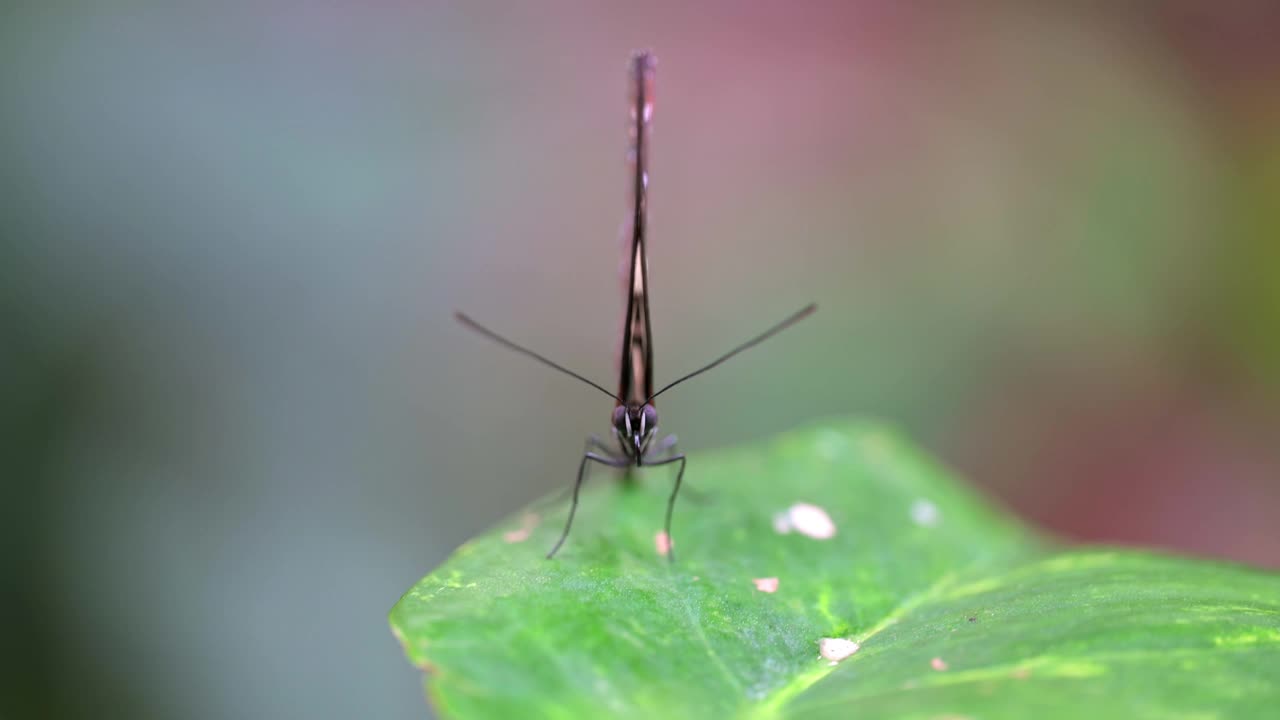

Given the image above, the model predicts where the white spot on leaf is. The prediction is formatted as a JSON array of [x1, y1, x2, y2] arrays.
[[775, 502, 837, 539], [772, 512, 793, 534], [502, 528, 531, 543], [654, 531, 673, 557], [752, 577, 779, 593], [819, 638, 859, 664], [910, 499, 940, 527], [502, 513, 540, 543]]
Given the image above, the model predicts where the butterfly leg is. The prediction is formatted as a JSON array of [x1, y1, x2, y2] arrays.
[[547, 449, 628, 559], [532, 436, 621, 513], [647, 436, 709, 505], [586, 434, 619, 456], [649, 433, 678, 456], [646, 452, 687, 563]]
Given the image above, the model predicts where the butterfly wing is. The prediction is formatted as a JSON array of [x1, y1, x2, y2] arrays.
[[618, 52, 656, 407]]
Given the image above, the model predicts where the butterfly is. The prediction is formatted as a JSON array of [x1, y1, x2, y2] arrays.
[[457, 51, 815, 561]]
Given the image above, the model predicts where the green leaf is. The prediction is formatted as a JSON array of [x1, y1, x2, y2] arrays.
[[390, 420, 1280, 719]]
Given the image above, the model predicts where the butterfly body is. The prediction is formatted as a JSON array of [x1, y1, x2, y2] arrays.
[[612, 52, 662, 467]]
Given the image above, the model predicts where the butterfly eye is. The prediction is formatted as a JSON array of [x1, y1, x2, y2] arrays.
[[642, 404, 658, 433], [612, 406, 628, 433]]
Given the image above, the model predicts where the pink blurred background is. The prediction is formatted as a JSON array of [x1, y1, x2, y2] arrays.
[[2, 2, 1277, 718]]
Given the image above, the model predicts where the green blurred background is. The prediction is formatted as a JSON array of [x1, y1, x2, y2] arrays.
[[3, 2, 1278, 718]]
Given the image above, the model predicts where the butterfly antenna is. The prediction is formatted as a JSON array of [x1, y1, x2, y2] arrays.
[[648, 303, 817, 402], [455, 312, 621, 401]]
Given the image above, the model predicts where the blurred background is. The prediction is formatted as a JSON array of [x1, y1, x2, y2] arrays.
[[3, 1, 1278, 718]]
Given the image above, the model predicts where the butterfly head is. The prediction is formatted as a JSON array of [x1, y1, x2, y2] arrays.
[[613, 403, 658, 459]]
